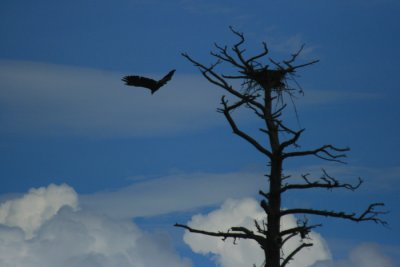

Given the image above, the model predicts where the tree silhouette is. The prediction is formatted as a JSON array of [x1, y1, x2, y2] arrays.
[[175, 27, 386, 267]]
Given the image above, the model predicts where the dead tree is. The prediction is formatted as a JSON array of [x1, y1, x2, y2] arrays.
[[175, 27, 386, 267]]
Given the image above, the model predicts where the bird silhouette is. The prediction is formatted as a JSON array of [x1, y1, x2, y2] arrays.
[[122, 69, 176, 94]]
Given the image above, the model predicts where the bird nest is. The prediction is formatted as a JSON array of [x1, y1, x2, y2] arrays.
[[242, 68, 295, 95]]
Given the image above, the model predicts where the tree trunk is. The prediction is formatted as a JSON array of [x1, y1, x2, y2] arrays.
[[264, 89, 282, 267], [266, 157, 282, 267]]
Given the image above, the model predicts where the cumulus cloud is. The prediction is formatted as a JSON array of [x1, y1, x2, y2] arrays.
[[182, 198, 331, 267], [312, 243, 396, 267], [0, 183, 78, 238], [0, 184, 191, 267]]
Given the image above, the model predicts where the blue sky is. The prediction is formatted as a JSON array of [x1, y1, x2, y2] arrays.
[[0, 0, 399, 266]]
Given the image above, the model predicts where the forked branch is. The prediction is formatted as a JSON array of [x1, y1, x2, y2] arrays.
[[218, 96, 272, 157]]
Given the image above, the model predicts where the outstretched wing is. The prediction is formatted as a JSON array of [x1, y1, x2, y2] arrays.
[[157, 69, 176, 87], [121, 75, 160, 91]]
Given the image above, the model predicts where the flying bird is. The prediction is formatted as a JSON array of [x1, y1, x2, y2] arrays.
[[122, 69, 176, 94]]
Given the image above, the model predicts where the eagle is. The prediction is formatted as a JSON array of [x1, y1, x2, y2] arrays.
[[122, 69, 176, 94]]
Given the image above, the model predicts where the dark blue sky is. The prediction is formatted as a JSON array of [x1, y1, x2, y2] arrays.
[[0, 1, 399, 267]]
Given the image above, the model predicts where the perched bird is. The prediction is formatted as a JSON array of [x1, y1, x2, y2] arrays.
[[122, 69, 176, 94]]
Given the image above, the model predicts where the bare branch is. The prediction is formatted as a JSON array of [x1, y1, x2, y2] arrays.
[[281, 243, 313, 267], [288, 60, 320, 71], [280, 129, 305, 150], [182, 52, 265, 111], [182, 52, 227, 88], [280, 224, 322, 239], [222, 74, 249, 79], [229, 26, 251, 69], [254, 220, 267, 235], [279, 217, 321, 247], [212, 43, 245, 70], [272, 105, 288, 120], [174, 223, 265, 244], [246, 101, 265, 119], [280, 232, 298, 248], [283, 144, 349, 163], [281, 203, 387, 225], [281, 170, 363, 193], [269, 45, 320, 74], [219, 96, 272, 157], [246, 42, 269, 65], [284, 44, 305, 65], [259, 128, 271, 137]]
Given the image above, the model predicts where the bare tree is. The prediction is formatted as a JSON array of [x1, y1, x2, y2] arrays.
[[175, 27, 386, 267]]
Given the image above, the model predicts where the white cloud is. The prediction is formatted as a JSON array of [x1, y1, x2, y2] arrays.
[[81, 171, 265, 218], [312, 243, 396, 267], [0, 184, 191, 267], [182, 198, 331, 267], [0, 183, 78, 239], [0, 180, 396, 267]]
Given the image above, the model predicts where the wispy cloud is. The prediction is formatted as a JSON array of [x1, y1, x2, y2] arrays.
[[81, 171, 265, 218], [0, 60, 383, 138], [0, 60, 222, 138], [59, 164, 400, 221]]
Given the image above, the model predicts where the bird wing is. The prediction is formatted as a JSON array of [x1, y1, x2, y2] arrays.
[[122, 75, 160, 90], [157, 69, 176, 87]]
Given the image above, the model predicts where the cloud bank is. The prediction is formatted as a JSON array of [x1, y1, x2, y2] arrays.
[[0, 184, 191, 267], [0, 184, 396, 267], [182, 198, 331, 267]]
